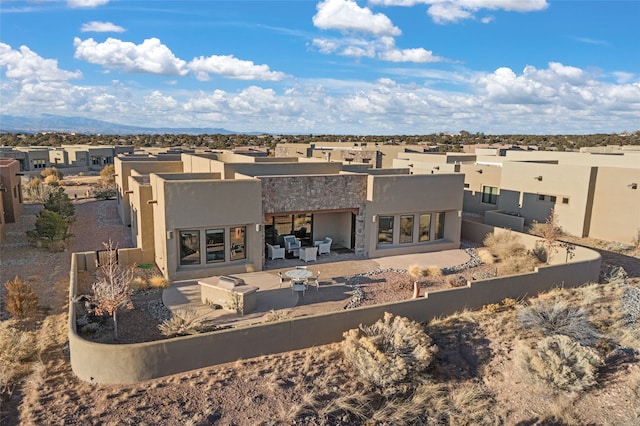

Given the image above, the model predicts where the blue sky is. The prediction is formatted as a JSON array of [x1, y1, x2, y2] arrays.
[[1, 0, 638, 135]]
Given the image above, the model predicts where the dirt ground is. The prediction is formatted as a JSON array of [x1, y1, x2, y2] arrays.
[[1, 187, 640, 425]]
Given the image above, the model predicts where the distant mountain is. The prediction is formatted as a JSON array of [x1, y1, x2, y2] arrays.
[[0, 114, 245, 135]]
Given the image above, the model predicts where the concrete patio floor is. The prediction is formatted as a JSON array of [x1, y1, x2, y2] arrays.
[[163, 248, 470, 328]]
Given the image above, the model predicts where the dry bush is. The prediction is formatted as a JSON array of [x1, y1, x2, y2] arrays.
[[158, 309, 204, 337], [371, 381, 446, 424], [516, 335, 603, 393], [497, 253, 538, 275], [263, 309, 290, 323], [149, 274, 169, 289], [131, 276, 149, 291], [3, 276, 38, 319], [0, 322, 38, 393], [517, 299, 601, 345], [447, 274, 468, 288], [408, 264, 442, 279], [445, 382, 500, 425], [476, 248, 495, 264], [483, 231, 526, 262], [342, 312, 437, 394]]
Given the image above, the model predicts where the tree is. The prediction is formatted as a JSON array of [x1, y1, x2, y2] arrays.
[[532, 209, 563, 264], [91, 240, 135, 340], [24, 177, 53, 203], [26, 210, 72, 245], [43, 187, 75, 222]]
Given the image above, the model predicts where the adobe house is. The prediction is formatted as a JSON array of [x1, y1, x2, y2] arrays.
[[0, 159, 24, 241], [117, 151, 464, 280], [393, 148, 640, 245]]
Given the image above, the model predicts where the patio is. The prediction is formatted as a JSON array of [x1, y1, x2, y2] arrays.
[[163, 249, 471, 328]]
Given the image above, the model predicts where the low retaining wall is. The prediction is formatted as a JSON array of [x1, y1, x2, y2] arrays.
[[69, 225, 601, 384]]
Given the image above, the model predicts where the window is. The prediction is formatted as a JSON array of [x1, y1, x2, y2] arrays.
[[378, 216, 394, 244], [206, 229, 225, 263], [538, 194, 545, 201], [481, 186, 498, 205], [550, 195, 557, 203], [399, 215, 414, 244], [562, 197, 569, 205], [435, 212, 445, 240], [179, 230, 200, 265], [419, 214, 431, 242], [464, 183, 470, 188], [33, 159, 46, 169], [230, 226, 246, 261]]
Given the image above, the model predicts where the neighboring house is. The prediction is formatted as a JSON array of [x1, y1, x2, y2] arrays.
[[0, 159, 24, 241], [393, 149, 640, 245], [116, 151, 463, 280]]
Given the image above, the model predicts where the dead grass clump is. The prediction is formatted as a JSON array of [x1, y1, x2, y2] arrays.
[[445, 382, 500, 425], [517, 299, 601, 345], [476, 248, 495, 264], [0, 322, 38, 394], [158, 309, 204, 337], [3, 276, 39, 319], [483, 231, 527, 261], [149, 274, 169, 289], [497, 253, 538, 275], [516, 335, 603, 393], [342, 312, 437, 394], [131, 276, 149, 291], [263, 309, 290, 323]]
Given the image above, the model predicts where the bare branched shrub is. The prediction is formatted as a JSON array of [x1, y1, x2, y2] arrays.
[[3, 276, 38, 319], [483, 231, 526, 262], [517, 299, 601, 345], [158, 309, 204, 337], [530, 209, 563, 264], [342, 312, 437, 394], [91, 240, 135, 340], [516, 335, 603, 393]]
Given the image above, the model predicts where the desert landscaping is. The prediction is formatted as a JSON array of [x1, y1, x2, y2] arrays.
[[1, 177, 640, 425]]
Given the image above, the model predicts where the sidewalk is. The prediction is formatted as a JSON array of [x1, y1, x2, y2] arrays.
[[163, 249, 470, 328]]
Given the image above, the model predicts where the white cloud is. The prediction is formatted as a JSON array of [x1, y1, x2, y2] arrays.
[[81, 21, 126, 33], [68, 0, 109, 8], [379, 47, 441, 63], [368, 0, 548, 24], [188, 55, 287, 81], [312, 36, 443, 63], [313, 0, 401, 36], [0, 42, 82, 82], [144, 91, 178, 111], [73, 37, 188, 76]]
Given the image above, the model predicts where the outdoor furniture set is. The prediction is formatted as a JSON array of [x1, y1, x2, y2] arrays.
[[279, 267, 321, 295]]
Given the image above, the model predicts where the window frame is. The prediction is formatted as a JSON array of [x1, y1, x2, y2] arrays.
[[206, 228, 226, 264], [179, 230, 201, 266], [419, 213, 431, 242], [399, 215, 414, 244], [229, 226, 247, 261], [377, 216, 394, 245], [481, 185, 498, 205], [435, 212, 446, 240]]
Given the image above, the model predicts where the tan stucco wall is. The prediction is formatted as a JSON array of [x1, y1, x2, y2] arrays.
[[151, 174, 263, 280], [128, 176, 155, 264], [0, 159, 23, 223], [499, 162, 596, 237], [115, 158, 183, 225], [68, 229, 601, 384], [588, 167, 640, 244], [503, 150, 640, 169], [365, 174, 464, 257]]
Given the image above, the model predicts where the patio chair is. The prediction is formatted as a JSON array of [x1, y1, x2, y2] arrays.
[[314, 237, 332, 255], [283, 235, 301, 256], [306, 271, 320, 291], [299, 246, 317, 263], [267, 243, 285, 260], [277, 271, 289, 288], [291, 280, 307, 295]]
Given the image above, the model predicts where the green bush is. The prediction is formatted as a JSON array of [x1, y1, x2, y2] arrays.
[[516, 335, 603, 393], [342, 312, 436, 394], [43, 187, 75, 222], [26, 210, 73, 249]]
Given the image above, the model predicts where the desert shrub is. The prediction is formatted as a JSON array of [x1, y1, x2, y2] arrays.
[[472, 270, 497, 281], [516, 335, 603, 393], [517, 300, 601, 345], [43, 187, 75, 222], [149, 274, 169, 289], [94, 187, 117, 200], [342, 312, 436, 394], [131, 276, 150, 291], [476, 248, 495, 264], [26, 210, 73, 249], [497, 253, 537, 275], [0, 322, 37, 393], [445, 382, 500, 425], [447, 274, 467, 288], [158, 309, 204, 337], [263, 309, 290, 322], [24, 177, 53, 203], [483, 231, 527, 262], [41, 167, 63, 180], [3, 276, 38, 319]]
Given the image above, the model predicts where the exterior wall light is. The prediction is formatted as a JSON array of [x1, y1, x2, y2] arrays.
[[629, 183, 638, 189], [476, 169, 483, 173], [432, 166, 439, 170], [372, 214, 377, 223], [534, 176, 543, 181], [147, 200, 158, 204], [125, 190, 134, 194]]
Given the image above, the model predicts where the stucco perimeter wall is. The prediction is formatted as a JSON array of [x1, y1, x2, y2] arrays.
[[69, 230, 600, 384]]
